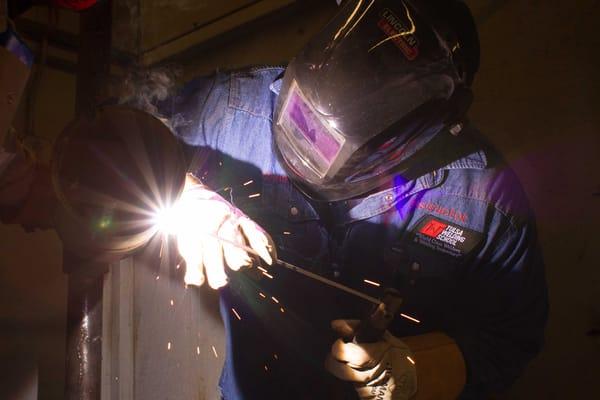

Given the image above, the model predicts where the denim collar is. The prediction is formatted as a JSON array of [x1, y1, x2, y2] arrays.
[[269, 77, 284, 95]]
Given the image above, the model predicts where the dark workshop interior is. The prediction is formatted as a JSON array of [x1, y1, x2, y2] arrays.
[[0, 0, 598, 399]]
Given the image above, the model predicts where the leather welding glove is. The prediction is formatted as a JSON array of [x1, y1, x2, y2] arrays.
[[174, 173, 273, 288], [325, 319, 417, 400]]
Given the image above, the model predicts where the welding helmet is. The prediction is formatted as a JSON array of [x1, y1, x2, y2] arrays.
[[273, 0, 479, 201]]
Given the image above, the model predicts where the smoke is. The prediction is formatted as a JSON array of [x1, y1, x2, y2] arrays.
[[116, 66, 190, 131]]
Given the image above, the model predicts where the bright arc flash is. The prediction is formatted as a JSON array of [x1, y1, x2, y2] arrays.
[[152, 204, 180, 235]]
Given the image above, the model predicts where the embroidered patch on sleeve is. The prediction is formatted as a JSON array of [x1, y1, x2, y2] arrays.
[[410, 215, 484, 257]]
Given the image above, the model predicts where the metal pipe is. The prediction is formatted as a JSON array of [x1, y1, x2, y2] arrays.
[[64, 265, 105, 400], [64, 1, 112, 399]]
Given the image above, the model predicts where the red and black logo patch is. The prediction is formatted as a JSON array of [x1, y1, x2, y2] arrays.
[[410, 215, 483, 257], [377, 7, 419, 60]]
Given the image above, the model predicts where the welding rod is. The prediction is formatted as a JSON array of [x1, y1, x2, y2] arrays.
[[275, 258, 381, 305], [201, 232, 381, 305]]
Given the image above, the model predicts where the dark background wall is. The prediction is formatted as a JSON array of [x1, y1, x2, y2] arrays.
[[0, 0, 598, 398]]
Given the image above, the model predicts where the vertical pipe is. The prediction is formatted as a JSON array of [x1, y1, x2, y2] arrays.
[[64, 262, 107, 400], [64, 1, 112, 399]]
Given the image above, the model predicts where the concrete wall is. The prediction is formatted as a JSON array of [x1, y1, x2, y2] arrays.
[[467, 0, 600, 398]]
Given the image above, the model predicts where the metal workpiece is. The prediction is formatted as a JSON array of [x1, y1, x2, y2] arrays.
[[64, 260, 106, 400]]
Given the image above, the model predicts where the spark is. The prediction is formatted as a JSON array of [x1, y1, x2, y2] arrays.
[[264, 365, 268, 371], [259, 292, 266, 298], [156, 275, 160, 280], [261, 271, 274, 279], [196, 346, 200, 355], [406, 356, 415, 365], [176, 263, 180, 269], [248, 193, 261, 199], [363, 279, 381, 287], [212, 346, 218, 358], [280, 307, 285, 313], [400, 313, 420, 324], [167, 342, 172, 350], [219, 161, 223, 166], [271, 296, 279, 304], [243, 180, 254, 186], [273, 354, 278, 360], [257, 266, 268, 273], [170, 299, 174, 306], [283, 231, 291, 235], [159, 239, 165, 259], [231, 308, 242, 320]]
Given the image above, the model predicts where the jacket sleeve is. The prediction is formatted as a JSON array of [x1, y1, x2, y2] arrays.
[[158, 72, 228, 149], [449, 217, 548, 398]]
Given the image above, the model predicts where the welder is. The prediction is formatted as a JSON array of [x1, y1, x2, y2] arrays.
[[150, 1, 548, 399]]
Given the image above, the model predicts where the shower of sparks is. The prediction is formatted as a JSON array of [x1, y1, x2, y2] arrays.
[[257, 266, 268, 273], [196, 346, 200, 355], [170, 299, 174, 306], [231, 308, 242, 320], [212, 346, 218, 358], [406, 356, 415, 365], [259, 292, 266, 298], [167, 342, 172, 350], [248, 193, 261, 199], [400, 313, 420, 324], [280, 307, 285, 313], [271, 296, 279, 304], [243, 180, 254, 186], [261, 271, 274, 279], [363, 279, 381, 287], [283, 231, 291, 235]]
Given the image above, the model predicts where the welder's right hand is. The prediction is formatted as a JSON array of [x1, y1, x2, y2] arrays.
[[173, 173, 273, 289]]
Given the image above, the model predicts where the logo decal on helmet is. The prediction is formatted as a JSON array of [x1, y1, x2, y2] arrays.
[[377, 7, 419, 60]]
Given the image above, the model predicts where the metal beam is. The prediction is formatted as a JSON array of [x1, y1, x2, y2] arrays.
[[141, 0, 296, 66]]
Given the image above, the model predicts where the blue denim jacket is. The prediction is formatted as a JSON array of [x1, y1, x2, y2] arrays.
[[161, 67, 548, 399]]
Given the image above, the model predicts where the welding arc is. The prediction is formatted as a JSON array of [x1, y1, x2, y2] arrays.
[[199, 232, 381, 305]]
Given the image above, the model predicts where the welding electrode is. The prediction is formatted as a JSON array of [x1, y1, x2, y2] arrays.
[[353, 288, 403, 343]]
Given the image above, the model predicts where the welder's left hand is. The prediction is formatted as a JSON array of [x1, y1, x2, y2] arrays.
[[173, 173, 273, 289], [325, 319, 417, 400]]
